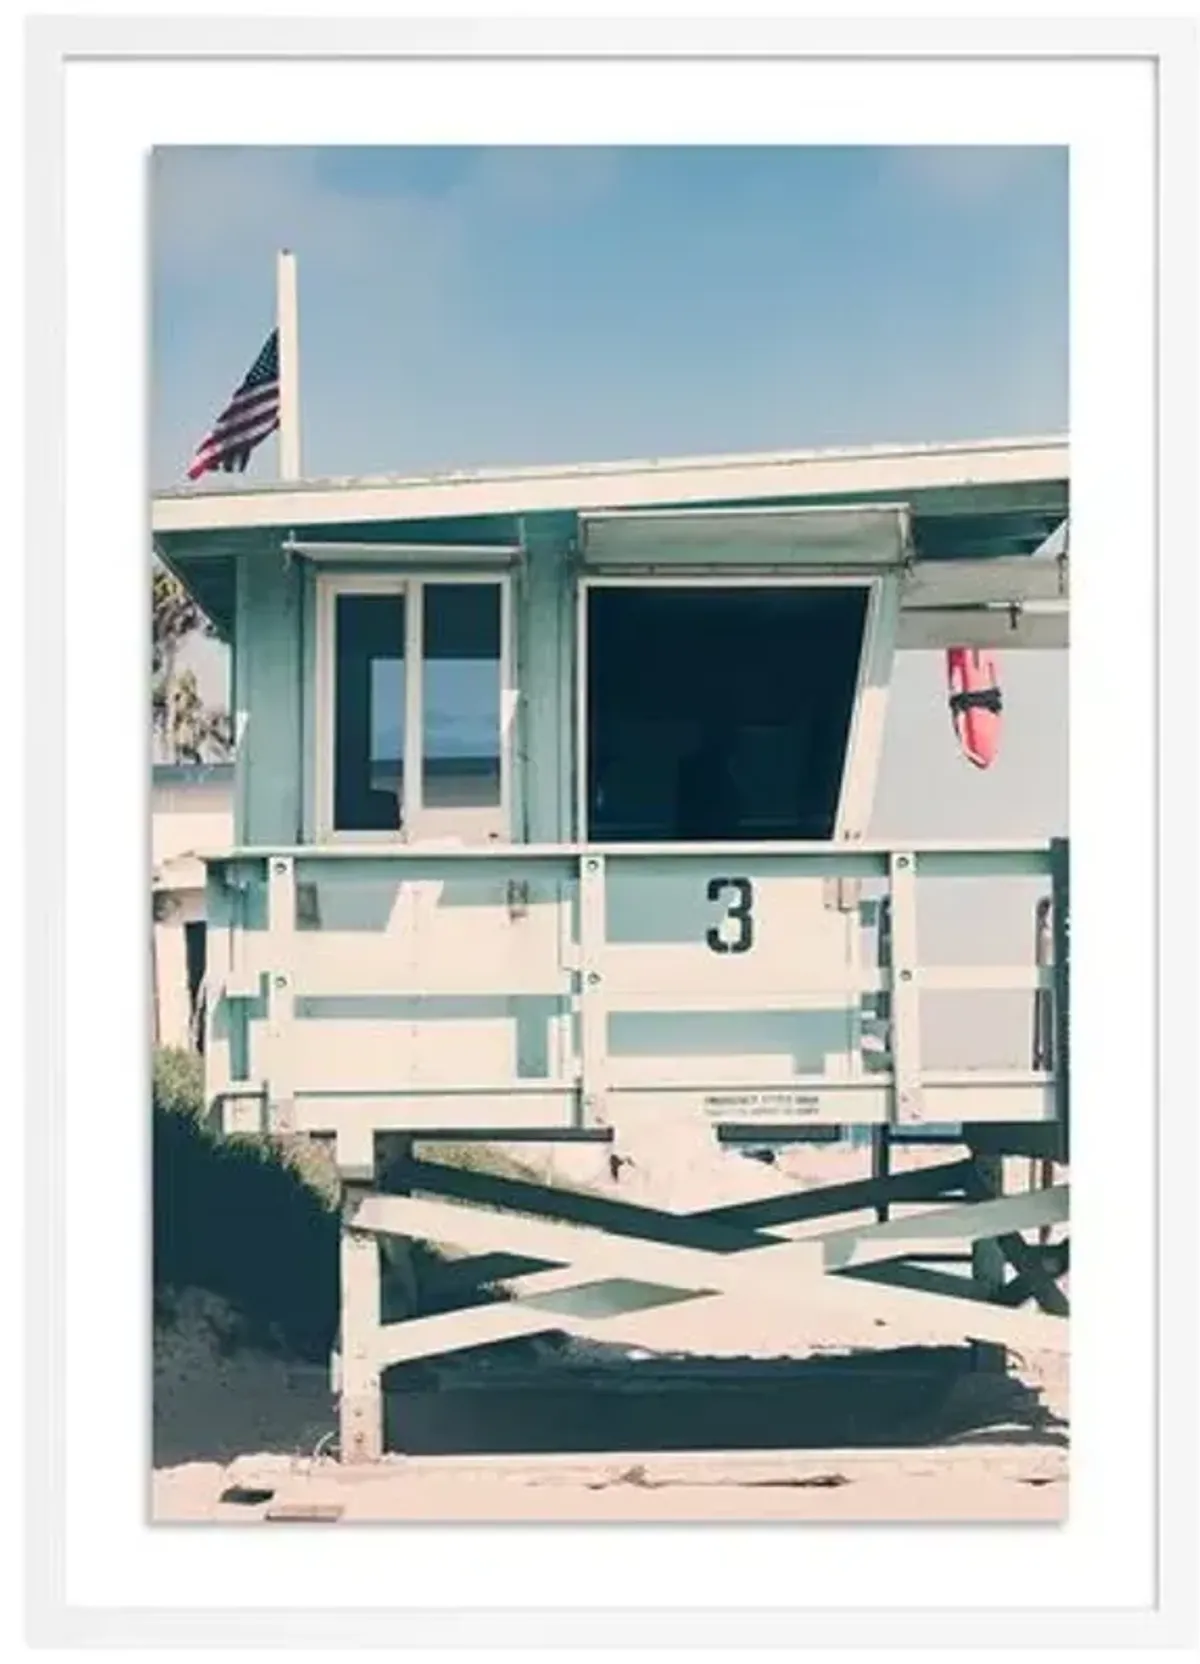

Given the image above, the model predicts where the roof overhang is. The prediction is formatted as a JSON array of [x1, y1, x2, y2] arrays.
[[152, 435, 1068, 648], [152, 435, 1067, 536]]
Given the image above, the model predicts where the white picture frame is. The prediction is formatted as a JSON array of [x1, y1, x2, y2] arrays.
[[23, 14, 1193, 1654]]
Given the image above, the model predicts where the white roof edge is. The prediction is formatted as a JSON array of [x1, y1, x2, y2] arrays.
[[152, 433, 1069, 538], [579, 500, 914, 522]]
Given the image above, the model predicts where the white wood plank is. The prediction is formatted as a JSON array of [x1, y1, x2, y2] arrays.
[[887, 853, 923, 1125], [350, 1192, 823, 1298], [237, 930, 570, 997], [578, 855, 609, 1120], [371, 1303, 560, 1368], [290, 1090, 577, 1134], [339, 1217, 383, 1464], [898, 605, 1067, 651], [902, 556, 1067, 608], [550, 1264, 1068, 1355], [605, 967, 1050, 1007], [816, 1185, 1070, 1271], [353, 1195, 1067, 1356]]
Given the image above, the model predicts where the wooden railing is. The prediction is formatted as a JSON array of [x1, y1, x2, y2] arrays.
[[201, 838, 1069, 1152]]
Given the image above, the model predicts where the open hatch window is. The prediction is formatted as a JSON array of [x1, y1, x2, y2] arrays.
[[585, 583, 869, 843]]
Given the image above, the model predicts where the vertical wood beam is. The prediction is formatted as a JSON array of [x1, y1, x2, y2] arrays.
[[968, 1153, 1009, 1299], [871, 1126, 893, 1224], [577, 853, 608, 1127], [265, 856, 296, 1133], [203, 870, 235, 1123], [1050, 838, 1071, 1163], [887, 852, 923, 1125], [339, 1186, 383, 1465]]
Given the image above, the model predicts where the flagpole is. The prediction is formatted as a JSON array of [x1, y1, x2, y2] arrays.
[[276, 248, 301, 480]]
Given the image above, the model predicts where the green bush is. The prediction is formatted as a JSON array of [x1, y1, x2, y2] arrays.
[[151, 1048, 339, 1361], [152, 1047, 206, 1121], [150, 1050, 577, 1357]]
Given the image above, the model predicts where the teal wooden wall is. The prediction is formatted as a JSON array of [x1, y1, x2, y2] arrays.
[[232, 517, 578, 849], [234, 547, 305, 846], [518, 515, 576, 845]]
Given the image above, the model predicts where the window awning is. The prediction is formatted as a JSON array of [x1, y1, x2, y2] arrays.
[[282, 537, 522, 569], [578, 505, 914, 571], [579, 502, 1069, 647]]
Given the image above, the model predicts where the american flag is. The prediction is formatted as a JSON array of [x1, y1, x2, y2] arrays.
[[186, 329, 280, 480]]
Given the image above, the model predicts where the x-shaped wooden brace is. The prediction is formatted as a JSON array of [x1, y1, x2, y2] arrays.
[[347, 1157, 1069, 1368]]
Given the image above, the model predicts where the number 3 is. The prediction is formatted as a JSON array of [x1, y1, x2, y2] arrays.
[[707, 877, 754, 954]]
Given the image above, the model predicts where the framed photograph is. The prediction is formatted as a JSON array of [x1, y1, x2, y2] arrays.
[[22, 10, 1194, 1654]]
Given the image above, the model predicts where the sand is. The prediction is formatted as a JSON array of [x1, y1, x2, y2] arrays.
[[155, 1444, 1067, 1524], [153, 1137, 1067, 1524], [154, 1309, 1067, 1524]]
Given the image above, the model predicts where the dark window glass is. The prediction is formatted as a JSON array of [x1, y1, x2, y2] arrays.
[[422, 584, 502, 810], [586, 585, 869, 842], [334, 593, 405, 832], [184, 920, 207, 1053]]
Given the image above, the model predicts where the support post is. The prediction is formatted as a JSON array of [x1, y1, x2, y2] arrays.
[[968, 1153, 1008, 1300], [1031, 897, 1054, 1071], [378, 1135, 420, 1324], [870, 1127, 892, 1224], [577, 853, 608, 1127], [276, 248, 301, 481], [339, 1185, 383, 1465], [887, 852, 923, 1125], [871, 895, 893, 1221], [335, 1124, 377, 1183], [265, 856, 296, 1134], [1030, 896, 1056, 1238], [1050, 838, 1070, 1164]]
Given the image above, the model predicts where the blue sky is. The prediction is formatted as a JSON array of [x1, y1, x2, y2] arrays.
[[151, 144, 1068, 487], [155, 144, 1067, 894]]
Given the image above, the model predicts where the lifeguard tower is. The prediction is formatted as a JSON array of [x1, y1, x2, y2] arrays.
[[152, 424, 1069, 1464]]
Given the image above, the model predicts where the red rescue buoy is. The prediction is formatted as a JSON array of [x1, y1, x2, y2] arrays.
[[946, 647, 1003, 769]]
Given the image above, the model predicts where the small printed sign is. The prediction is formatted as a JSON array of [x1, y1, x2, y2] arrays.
[[701, 1089, 823, 1120]]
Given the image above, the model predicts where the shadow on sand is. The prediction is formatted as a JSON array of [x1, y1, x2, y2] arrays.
[[152, 1323, 1065, 1471], [379, 1335, 1066, 1458]]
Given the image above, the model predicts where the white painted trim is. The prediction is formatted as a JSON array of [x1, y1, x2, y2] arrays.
[[152, 434, 1069, 536], [311, 571, 337, 844], [897, 605, 1068, 651], [499, 575, 517, 840], [403, 576, 423, 829], [227, 837, 1054, 862], [222, 1076, 1056, 1133], [574, 570, 590, 842], [313, 569, 513, 845], [581, 573, 876, 590], [835, 574, 900, 840], [902, 554, 1068, 608], [285, 539, 521, 564]]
